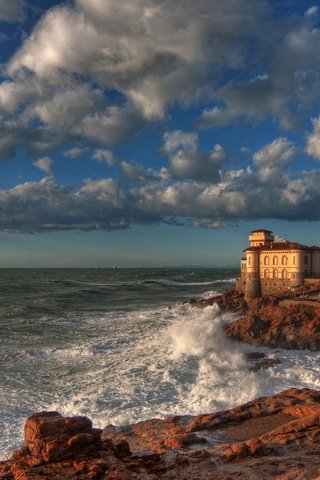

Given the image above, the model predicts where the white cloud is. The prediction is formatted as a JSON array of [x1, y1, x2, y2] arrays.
[[0, 157, 319, 233], [253, 138, 295, 182], [63, 148, 85, 159], [78, 105, 141, 145], [0, 0, 24, 22], [163, 130, 226, 181], [199, 106, 239, 128], [32, 157, 53, 175], [120, 161, 168, 182], [5, 0, 268, 122], [305, 6, 318, 17], [0, 0, 318, 156], [306, 116, 320, 160], [92, 149, 114, 166]]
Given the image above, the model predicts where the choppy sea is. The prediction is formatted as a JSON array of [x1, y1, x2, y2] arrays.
[[0, 267, 319, 460]]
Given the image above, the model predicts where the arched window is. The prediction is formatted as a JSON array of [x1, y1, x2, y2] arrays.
[[273, 269, 278, 278], [264, 256, 269, 265], [282, 269, 287, 279], [273, 256, 278, 265], [282, 256, 288, 265], [265, 269, 269, 278]]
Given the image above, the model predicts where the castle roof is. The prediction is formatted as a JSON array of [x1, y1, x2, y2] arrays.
[[250, 229, 273, 234], [244, 241, 320, 252]]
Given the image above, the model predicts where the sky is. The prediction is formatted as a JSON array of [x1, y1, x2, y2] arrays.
[[0, 0, 319, 267]]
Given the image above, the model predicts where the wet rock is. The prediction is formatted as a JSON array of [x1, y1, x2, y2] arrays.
[[24, 411, 102, 463], [224, 294, 320, 351], [1, 389, 320, 479]]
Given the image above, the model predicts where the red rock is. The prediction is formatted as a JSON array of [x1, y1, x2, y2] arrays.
[[2, 389, 320, 479], [223, 293, 320, 350], [222, 442, 248, 461], [24, 411, 101, 463], [163, 433, 207, 449]]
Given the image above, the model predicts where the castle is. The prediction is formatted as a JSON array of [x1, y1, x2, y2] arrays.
[[235, 229, 320, 302]]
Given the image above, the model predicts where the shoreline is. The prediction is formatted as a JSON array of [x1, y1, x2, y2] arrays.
[[1, 388, 320, 479], [189, 285, 320, 351], [0, 282, 320, 480]]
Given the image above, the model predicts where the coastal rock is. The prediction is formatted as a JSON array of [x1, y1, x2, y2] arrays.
[[188, 288, 247, 313], [2, 388, 320, 479], [195, 287, 320, 351], [225, 295, 320, 350], [23, 411, 102, 463]]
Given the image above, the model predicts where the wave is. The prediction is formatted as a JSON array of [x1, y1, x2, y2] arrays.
[[2, 298, 319, 461], [212, 278, 236, 284], [145, 279, 218, 287], [64, 279, 112, 286]]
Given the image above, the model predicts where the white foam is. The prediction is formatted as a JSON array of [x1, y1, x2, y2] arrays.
[[1, 302, 320, 461], [150, 279, 217, 287]]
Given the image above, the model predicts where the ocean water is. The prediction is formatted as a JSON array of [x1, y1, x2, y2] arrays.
[[0, 267, 319, 460]]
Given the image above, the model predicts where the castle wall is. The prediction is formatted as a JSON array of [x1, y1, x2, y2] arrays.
[[260, 279, 291, 296], [312, 251, 320, 278], [244, 251, 260, 300], [235, 230, 320, 301]]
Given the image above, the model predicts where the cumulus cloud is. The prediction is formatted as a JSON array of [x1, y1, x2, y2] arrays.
[[200, 11, 320, 130], [0, 0, 24, 22], [32, 157, 53, 175], [163, 130, 226, 181], [0, 158, 319, 233], [199, 106, 240, 128], [7, 0, 267, 119], [306, 116, 320, 160], [0, 0, 270, 155], [92, 149, 114, 166], [63, 148, 86, 159], [120, 161, 168, 182], [0, 0, 318, 155], [253, 138, 295, 182]]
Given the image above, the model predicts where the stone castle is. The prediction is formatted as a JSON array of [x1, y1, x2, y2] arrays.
[[235, 229, 320, 302]]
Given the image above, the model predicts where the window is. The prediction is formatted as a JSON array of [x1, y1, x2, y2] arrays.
[[265, 269, 269, 278], [282, 269, 287, 279], [273, 256, 278, 265], [304, 256, 308, 265], [264, 256, 269, 265], [273, 269, 278, 278], [293, 256, 295, 265], [282, 256, 288, 265]]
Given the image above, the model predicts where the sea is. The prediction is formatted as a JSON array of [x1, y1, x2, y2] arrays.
[[1, 267, 320, 460]]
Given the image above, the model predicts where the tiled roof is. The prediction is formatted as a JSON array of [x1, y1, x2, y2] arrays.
[[244, 242, 320, 252]]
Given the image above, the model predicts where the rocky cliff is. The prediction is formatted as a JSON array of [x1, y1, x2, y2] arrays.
[[1, 388, 320, 479], [226, 295, 320, 350], [191, 288, 320, 350]]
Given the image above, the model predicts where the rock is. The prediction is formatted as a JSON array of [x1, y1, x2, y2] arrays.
[[225, 298, 320, 350], [1, 389, 320, 479], [190, 288, 320, 351], [24, 411, 102, 463]]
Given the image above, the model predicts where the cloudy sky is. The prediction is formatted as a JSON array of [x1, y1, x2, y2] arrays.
[[0, 0, 319, 267]]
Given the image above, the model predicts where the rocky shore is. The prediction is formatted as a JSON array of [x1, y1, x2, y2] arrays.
[[1, 388, 320, 479], [2, 288, 320, 479], [190, 286, 320, 351]]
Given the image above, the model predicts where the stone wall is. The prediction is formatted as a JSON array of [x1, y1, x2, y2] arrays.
[[260, 279, 291, 296]]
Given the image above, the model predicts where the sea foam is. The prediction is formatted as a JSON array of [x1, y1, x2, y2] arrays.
[[1, 301, 320, 461]]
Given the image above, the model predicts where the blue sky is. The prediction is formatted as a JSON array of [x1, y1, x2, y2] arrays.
[[0, 0, 319, 267]]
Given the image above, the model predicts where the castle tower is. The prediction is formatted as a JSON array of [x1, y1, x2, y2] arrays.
[[248, 229, 274, 247], [244, 249, 260, 302]]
